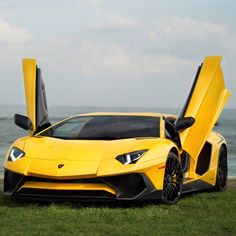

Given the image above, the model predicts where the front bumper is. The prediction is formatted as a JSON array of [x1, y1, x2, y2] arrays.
[[3, 170, 162, 202]]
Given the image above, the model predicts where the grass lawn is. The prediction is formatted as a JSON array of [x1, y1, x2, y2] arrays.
[[0, 185, 236, 236]]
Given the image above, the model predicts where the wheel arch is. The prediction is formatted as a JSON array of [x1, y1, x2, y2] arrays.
[[169, 147, 179, 158], [214, 141, 228, 191], [217, 142, 228, 169], [216, 139, 228, 166], [220, 143, 227, 154], [161, 148, 183, 204]]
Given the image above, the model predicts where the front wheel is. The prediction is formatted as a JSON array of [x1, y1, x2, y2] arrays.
[[161, 152, 183, 204], [214, 146, 228, 192]]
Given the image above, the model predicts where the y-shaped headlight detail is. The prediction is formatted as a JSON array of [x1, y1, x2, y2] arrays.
[[8, 147, 25, 162], [116, 149, 148, 165]]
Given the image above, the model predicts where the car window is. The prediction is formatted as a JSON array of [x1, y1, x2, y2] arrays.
[[40, 115, 160, 140]]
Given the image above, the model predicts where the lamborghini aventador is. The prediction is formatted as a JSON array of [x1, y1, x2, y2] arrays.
[[3, 56, 230, 204]]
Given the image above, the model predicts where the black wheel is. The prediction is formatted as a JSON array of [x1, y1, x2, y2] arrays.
[[161, 152, 183, 204], [214, 146, 228, 192]]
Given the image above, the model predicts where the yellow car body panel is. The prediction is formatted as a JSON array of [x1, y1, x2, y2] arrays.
[[22, 59, 37, 134], [179, 56, 230, 160], [3, 56, 230, 203], [18, 182, 117, 195], [4, 134, 176, 191]]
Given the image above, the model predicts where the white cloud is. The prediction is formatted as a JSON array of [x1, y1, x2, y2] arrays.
[[49, 37, 72, 46], [35, 39, 194, 82], [43, 40, 162, 78], [0, 18, 32, 43], [148, 16, 229, 41], [92, 14, 140, 30], [85, 0, 140, 30], [76, 38, 195, 79], [0, 4, 235, 108]]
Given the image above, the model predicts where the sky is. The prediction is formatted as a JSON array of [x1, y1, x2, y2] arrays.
[[0, 0, 235, 109]]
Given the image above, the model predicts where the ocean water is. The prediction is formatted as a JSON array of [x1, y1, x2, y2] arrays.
[[0, 105, 235, 176]]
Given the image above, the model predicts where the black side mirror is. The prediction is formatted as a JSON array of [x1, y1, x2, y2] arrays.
[[14, 114, 32, 131], [174, 117, 195, 132]]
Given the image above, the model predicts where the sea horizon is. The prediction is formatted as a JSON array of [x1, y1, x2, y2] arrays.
[[0, 105, 235, 176]]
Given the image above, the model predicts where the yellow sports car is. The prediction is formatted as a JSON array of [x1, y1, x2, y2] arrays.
[[3, 56, 230, 204]]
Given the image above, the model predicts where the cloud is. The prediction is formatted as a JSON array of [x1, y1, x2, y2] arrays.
[[0, 5, 235, 108], [0, 18, 32, 43], [84, 0, 140, 30], [49, 37, 72, 46], [34, 39, 194, 83], [92, 14, 140, 30], [148, 16, 229, 41], [40, 39, 163, 78]]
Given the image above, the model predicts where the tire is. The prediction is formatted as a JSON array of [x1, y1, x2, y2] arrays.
[[214, 146, 228, 192], [161, 152, 183, 204]]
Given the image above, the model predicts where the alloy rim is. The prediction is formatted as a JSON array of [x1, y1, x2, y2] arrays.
[[162, 156, 183, 203]]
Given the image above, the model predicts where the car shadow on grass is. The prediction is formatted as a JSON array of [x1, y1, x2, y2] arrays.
[[0, 188, 224, 209], [0, 194, 157, 209]]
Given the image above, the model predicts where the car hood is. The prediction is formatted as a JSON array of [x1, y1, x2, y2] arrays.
[[23, 136, 158, 161], [9, 136, 168, 178]]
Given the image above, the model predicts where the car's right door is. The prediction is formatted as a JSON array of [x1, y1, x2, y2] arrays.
[[177, 56, 230, 160]]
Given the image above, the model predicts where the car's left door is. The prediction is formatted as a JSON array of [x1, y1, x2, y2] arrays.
[[22, 58, 50, 134]]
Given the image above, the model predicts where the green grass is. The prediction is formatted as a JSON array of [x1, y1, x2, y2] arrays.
[[0, 188, 236, 236]]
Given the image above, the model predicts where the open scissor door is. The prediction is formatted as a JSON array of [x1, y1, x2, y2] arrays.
[[22, 58, 50, 134], [177, 56, 230, 160]]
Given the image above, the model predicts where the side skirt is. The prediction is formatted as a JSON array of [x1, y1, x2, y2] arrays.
[[182, 179, 214, 194]]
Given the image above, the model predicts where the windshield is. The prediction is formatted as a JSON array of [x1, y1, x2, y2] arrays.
[[39, 115, 160, 140]]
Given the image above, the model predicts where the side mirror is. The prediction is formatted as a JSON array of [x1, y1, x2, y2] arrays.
[[174, 117, 195, 132], [14, 114, 32, 131]]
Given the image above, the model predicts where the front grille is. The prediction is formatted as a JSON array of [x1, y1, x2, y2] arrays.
[[103, 174, 146, 198], [24, 174, 146, 198], [5, 170, 148, 200], [4, 170, 24, 194]]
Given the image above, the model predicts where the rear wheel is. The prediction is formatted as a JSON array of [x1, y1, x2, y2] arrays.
[[161, 152, 183, 204], [214, 146, 228, 192]]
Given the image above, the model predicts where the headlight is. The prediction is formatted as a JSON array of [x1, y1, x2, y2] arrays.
[[116, 149, 148, 165], [8, 147, 25, 162]]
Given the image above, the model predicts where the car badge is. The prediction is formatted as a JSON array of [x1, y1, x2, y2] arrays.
[[58, 164, 64, 169]]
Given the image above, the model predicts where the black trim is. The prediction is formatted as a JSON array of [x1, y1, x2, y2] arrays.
[[14, 114, 32, 131], [183, 179, 213, 193], [180, 151, 190, 172], [163, 116, 181, 149], [196, 142, 212, 176], [3, 170, 161, 202], [174, 117, 195, 132], [4, 170, 217, 202], [3, 170, 24, 195], [34, 66, 51, 134], [178, 64, 202, 119], [102, 174, 146, 199]]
